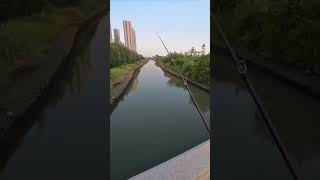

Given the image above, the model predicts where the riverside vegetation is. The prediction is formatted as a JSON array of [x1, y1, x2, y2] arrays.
[[0, 0, 104, 87], [110, 42, 144, 88], [155, 45, 210, 86], [214, 0, 320, 74]]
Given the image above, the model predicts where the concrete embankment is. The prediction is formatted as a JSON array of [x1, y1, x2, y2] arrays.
[[212, 41, 320, 98], [0, 9, 106, 140], [155, 61, 210, 93], [129, 140, 210, 180], [110, 59, 149, 109]]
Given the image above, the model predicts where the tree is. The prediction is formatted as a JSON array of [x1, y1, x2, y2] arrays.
[[202, 43, 206, 55], [190, 47, 195, 56], [110, 42, 142, 68]]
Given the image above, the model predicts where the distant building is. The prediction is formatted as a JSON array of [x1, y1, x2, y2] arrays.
[[113, 29, 120, 44], [123, 20, 137, 52], [110, 22, 112, 43], [133, 29, 137, 52]]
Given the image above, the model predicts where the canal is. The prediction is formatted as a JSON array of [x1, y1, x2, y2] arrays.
[[212, 48, 320, 180], [0, 17, 107, 179], [110, 60, 210, 180]]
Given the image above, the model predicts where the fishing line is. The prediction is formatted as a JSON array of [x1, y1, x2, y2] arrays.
[[156, 33, 210, 135], [212, 14, 300, 180]]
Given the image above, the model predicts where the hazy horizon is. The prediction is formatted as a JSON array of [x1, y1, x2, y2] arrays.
[[110, 0, 210, 57]]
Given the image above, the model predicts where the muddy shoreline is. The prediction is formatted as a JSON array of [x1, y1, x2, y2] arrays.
[[110, 59, 149, 111], [0, 9, 106, 140], [212, 41, 320, 98], [155, 61, 210, 93]]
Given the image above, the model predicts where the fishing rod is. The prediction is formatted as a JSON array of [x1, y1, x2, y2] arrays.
[[156, 33, 210, 135], [212, 14, 300, 180]]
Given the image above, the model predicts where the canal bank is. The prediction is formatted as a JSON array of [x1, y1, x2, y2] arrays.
[[155, 61, 210, 93], [0, 9, 106, 140], [212, 41, 320, 98], [111, 60, 210, 180], [0, 16, 108, 180], [110, 59, 149, 107]]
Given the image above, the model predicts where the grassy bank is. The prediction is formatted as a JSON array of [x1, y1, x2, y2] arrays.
[[155, 51, 210, 86], [110, 60, 147, 89], [0, 1, 103, 87], [110, 42, 144, 88]]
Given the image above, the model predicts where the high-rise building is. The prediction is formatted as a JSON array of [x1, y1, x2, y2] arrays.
[[123, 20, 137, 52], [123, 20, 131, 49], [133, 29, 137, 52], [113, 29, 120, 44], [110, 22, 112, 43]]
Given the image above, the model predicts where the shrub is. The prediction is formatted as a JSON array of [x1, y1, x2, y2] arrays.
[[110, 42, 143, 68]]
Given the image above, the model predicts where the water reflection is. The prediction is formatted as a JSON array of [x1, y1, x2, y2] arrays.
[[213, 47, 320, 179], [0, 17, 107, 180], [110, 68, 140, 113], [111, 60, 210, 180], [188, 86, 210, 113], [0, 40, 93, 168], [163, 70, 210, 114], [247, 62, 320, 179], [125, 69, 140, 94], [212, 48, 292, 179]]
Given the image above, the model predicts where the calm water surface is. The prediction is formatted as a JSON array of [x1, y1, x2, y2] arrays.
[[0, 17, 107, 179], [111, 60, 210, 180], [212, 48, 320, 180]]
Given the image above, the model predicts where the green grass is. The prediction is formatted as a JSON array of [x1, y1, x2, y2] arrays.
[[110, 67, 129, 85], [110, 61, 145, 88], [0, 6, 86, 86], [110, 62, 140, 86], [0, 8, 83, 64]]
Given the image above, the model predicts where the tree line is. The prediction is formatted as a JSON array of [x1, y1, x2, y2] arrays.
[[0, 0, 104, 22], [155, 45, 210, 85], [110, 42, 143, 68], [214, 0, 320, 73]]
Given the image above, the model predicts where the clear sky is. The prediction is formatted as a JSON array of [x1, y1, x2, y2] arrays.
[[110, 0, 210, 57]]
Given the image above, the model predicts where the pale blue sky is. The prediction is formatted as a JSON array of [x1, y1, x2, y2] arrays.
[[111, 0, 210, 57]]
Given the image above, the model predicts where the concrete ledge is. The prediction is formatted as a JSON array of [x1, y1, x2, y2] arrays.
[[129, 140, 210, 180]]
